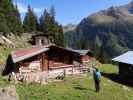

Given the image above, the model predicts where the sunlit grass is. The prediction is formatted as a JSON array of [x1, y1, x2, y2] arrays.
[[0, 63, 132, 100], [16, 72, 133, 100]]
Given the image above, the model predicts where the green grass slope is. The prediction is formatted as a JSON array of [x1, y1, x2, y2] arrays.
[[0, 64, 132, 100], [15, 64, 133, 100], [16, 75, 133, 100]]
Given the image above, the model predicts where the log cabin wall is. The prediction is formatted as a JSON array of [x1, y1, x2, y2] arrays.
[[18, 54, 43, 72], [13, 46, 92, 73], [15, 47, 76, 73], [47, 46, 75, 65], [80, 55, 92, 63]]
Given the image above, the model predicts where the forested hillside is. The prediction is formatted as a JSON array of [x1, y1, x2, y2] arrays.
[[0, 0, 66, 47], [66, 1, 133, 62], [0, 0, 67, 63]]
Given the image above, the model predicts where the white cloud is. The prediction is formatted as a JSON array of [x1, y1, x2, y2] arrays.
[[16, 2, 27, 13], [34, 8, 44, 13], [15, 2, 43, 13]]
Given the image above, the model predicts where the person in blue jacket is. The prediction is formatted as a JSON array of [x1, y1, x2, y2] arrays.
[[93, 68, 101, 92]]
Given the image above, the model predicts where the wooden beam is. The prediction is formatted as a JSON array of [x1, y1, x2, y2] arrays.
[[41, 54, 48, 71]]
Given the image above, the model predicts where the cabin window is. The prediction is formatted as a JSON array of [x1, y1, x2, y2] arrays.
[[41, 39, 44, 45]]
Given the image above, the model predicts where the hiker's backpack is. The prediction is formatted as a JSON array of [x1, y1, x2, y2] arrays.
[[95, 71, 101, 80]]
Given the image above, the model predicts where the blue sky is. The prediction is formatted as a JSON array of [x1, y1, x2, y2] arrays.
[[15, 0, 132, 25]]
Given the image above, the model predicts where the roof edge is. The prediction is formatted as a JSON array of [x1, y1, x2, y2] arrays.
[[12, 48, 49, 63]]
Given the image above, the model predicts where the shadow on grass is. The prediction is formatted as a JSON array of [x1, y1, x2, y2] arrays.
[[73, 85, 95, 92], [73, 86, 88, 90], [101, 72, 133, 87]]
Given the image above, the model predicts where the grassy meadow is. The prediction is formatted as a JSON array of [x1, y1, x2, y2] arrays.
[[0, 64, 132, 100]]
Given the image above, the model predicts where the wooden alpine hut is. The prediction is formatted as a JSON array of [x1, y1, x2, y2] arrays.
[[112, 51, 133, 78]]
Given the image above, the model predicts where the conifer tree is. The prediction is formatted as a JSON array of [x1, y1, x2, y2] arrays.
[[0, 0, 23, 34], [23, 5, 38, 32], [49, 6, 60, 34], [39, 6, 66, 47], [11, 5, 23, 34], [55, 25, 66, 47], [39, 6, 59, 34], [0, 13, 10, 33], [50, 5, 56, 20], [39, 9, 52, 34]]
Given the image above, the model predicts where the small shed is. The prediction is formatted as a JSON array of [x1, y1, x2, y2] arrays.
[[112, 51, 133, 78], [32, 32, 54, 46]]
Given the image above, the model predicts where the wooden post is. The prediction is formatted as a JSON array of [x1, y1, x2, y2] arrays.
[[72, 65, 74, 75], [63, 69, 66, 78], [41, 54, 48, 71]]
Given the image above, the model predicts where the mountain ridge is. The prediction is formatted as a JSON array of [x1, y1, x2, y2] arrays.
[[66, 1, 133, 62]]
